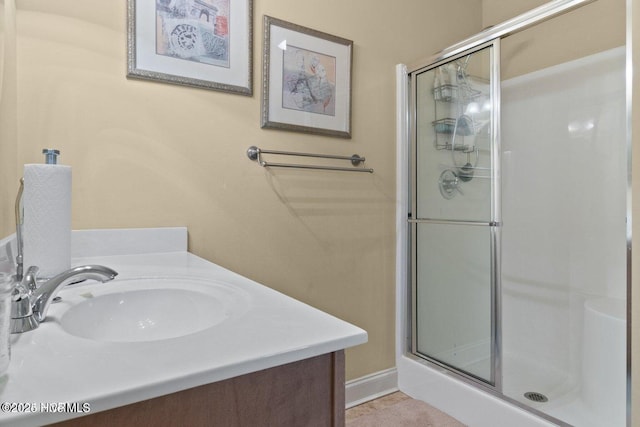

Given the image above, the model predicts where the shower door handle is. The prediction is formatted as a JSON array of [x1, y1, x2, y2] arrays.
[[408, 218, 500, 227]]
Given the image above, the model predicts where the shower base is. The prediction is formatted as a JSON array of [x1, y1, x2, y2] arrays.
[[399, 348, 622, 427], [501, 355, 593, 427], [453, 346, 623, 427]]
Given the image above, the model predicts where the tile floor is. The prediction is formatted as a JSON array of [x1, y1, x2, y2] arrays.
[[346, 392, 412, 421], [345, 392, 466, 426]]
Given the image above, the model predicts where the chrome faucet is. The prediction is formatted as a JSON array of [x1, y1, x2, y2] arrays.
[[11, 264, 118, 334]]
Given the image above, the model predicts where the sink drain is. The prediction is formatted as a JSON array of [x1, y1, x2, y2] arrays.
[[524, 392, 548, 403]]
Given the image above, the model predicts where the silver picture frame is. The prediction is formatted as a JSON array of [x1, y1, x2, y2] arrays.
[[261, 16, 353, 138], [127, 0, 253, 96]]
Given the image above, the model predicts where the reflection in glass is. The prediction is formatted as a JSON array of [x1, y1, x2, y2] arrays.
[[415, 47, 492, 222]]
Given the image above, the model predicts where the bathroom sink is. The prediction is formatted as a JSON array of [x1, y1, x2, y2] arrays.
[[58, 277, 250, 343]]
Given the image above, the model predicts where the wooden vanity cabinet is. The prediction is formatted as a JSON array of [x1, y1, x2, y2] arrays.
[[51, 351, 345, 427]]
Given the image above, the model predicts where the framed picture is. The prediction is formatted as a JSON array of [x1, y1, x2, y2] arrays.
[[127, 0, 253, 96], [261, 16, 353, 138]]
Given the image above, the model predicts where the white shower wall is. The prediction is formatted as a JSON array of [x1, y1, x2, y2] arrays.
[[500, 46, 626, 425]]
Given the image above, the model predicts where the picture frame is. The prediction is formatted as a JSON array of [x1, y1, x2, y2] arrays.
[[261, 16, 353, 138], [127, 0, 253, 96]]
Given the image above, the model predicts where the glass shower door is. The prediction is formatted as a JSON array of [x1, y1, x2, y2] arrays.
[[499, 9, 627, 424], [411, 42, 497, 384]]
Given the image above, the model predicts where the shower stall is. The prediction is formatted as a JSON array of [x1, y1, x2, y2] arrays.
[[396, 1, 628, 426]]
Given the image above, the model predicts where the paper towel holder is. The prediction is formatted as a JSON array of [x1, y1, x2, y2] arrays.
[[14, 178, 24, 282], [42, 149, 60, 165]]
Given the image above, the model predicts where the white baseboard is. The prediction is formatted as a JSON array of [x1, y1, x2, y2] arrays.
[[345, 368, 398, 408]]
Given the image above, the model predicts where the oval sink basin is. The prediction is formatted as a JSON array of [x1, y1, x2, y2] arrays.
[[59, 277, 250, 343]]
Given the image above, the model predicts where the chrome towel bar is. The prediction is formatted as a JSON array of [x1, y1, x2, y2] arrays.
[[246, 146, 374, 173]]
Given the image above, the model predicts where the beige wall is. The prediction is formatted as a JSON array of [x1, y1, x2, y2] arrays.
[[482, 0, 548, 24], [486, 0, 625, 79], [0, 0, 17, 236], [2, 0, 482, 381]]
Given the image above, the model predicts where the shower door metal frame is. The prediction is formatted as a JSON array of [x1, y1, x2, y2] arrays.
[[408, 38, 501, 390]]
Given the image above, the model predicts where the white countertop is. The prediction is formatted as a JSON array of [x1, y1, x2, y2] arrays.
[[0, 228, 367, 426]]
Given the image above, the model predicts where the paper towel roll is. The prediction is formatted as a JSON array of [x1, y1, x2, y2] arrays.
[[23, 164, 72, 278]]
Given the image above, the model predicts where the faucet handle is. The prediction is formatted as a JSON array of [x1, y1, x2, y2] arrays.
[[22, 266, 39, 292], [10, 286, 38, 334], [10, 266, 39, 334], [11, 293, 32, 318]]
